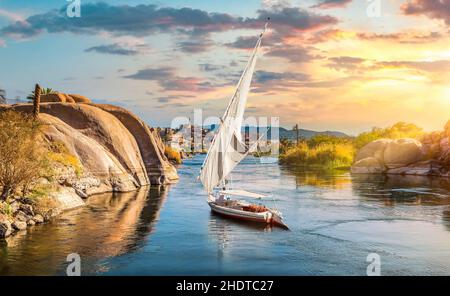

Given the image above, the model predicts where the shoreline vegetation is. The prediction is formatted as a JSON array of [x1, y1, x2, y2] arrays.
[[0, 111, 58, 237], [279, 121, 449, 172]]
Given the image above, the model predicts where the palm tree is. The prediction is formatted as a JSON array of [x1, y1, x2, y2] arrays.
[[33, 84, 41, 118], [27, 87, 57, 101], [0, 88, 6, 104]]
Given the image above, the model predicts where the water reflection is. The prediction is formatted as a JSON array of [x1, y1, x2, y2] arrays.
[[280, 166, 351, 189], [207, 212, 273, 266], [351, 174, 450, 206], [0, 186, 168, 275]]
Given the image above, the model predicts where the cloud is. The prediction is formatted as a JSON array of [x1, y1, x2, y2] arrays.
[[375, 60, 450, 72], [0, 20, 41, 39], [198, 63, 225, 72], [176, 39, 214, 53], [1, 3, 337, 42], [312, 0, 353, 9], [327, 55, 450, 74], [225, 36, 259, 49], [0, 3, 246, 39], [252, 70, 310, 92], [401, 0, 450, 25], [254, 70, 309, 83], [307, 28, 350, 43], [225, 32, 285, 50], [267, 45, 316, 63], [261, 0, 292, 9], [153, 95, 196, 103], [123, 67, 216, 92], [327, 56, 367, 72], [85, 43, 150, 56], [0, 9, 24, 22], [298, 76, 360, 88], [256, 6, 337, 36], [357, 31, 445, 44], [123, 67, 174, 81]]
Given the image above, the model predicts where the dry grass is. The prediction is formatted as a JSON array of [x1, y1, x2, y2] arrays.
[[46, 140, 83, 177], [0, 110, 46, 200], [279, 142, 355, 169], [164, 146, 182, 164]]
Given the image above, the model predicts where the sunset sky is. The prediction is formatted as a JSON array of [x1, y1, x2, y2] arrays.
[[0, 0, 449, 134]]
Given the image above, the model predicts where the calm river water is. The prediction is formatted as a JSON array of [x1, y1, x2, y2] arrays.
[[1, 155, 450, 275]]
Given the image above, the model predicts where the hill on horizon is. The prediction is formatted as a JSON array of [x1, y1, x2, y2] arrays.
[[175, 124, 349, 140], [278, 127, 349, 140]]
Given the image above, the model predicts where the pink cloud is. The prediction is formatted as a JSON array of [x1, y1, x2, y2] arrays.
[[401, 0, 450, 25]]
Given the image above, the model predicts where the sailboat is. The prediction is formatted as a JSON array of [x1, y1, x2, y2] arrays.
[[199, 22, 289, 229]]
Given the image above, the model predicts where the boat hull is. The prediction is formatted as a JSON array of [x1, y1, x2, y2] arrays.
[[208, 200, 289, 229]]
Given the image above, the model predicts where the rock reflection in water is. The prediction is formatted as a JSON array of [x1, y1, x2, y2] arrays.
[[351, 174, 450, 206], [0, 186, 168, 275]]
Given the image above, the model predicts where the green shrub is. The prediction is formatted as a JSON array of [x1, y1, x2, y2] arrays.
[[354, 122, 423, 149], [0, 110, 46, 200], [279, 121, 424, 170], [279, 142, 355, 169], [307, 134, 352, 147]]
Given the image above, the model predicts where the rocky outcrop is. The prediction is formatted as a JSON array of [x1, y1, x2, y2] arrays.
[[39, 93, 92, 104], [355, 139, 390, 163], [40, 93, 73, 103], [351, 157, 385, 174], [383, 138, 423, 168], [0, 214, 12, 238], [93, 104, 178, 184], [352, 138, 423, 173], [68, 94, 91, 103], [352, 120, 450, 177], [0, 102, 178, 216], [0, 199, 50, 238]]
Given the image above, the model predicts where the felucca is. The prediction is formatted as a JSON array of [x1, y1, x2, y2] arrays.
[[198, 21, 289, 229]]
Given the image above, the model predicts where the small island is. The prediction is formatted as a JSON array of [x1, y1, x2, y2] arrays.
[[279, 121, 450, 178]]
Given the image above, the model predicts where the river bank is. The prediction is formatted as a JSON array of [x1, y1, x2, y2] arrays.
[[2, 155, 450, 275], [1, 96, 178, 239]]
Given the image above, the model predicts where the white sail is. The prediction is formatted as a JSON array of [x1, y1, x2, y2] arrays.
[[199, 25, 266, 193]]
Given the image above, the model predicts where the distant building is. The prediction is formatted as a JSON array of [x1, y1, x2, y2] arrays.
[[162, 124, 276, 154]]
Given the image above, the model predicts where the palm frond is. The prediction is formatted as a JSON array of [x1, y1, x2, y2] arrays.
[[27, 87, 57, 100]]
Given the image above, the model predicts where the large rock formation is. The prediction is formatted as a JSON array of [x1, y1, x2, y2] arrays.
[[351, 157, 385, 174], [355, 139, 390, 163], [352, 121, 450, 177], [39, 93, 92, 104], [0, 101, 178, 210], [383, 138, 423, 169], [93, 104, 178, 184]]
